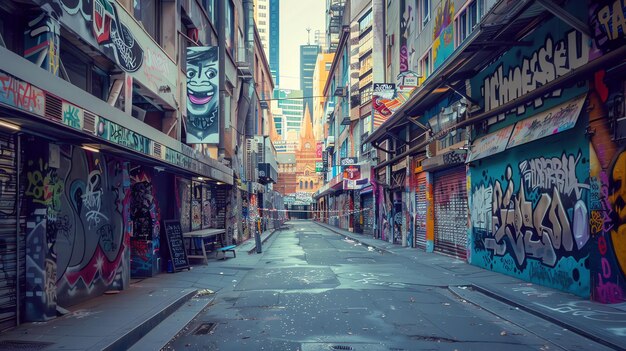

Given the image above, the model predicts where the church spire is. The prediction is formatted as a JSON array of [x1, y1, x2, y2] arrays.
[[300, 103, 315, 143]]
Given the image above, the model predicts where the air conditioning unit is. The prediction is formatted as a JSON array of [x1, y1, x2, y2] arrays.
[[334, 86, 347, 97], [325, 136, 335, 150]]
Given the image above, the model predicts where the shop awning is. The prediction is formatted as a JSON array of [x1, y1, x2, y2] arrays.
[[466, 93, 586, 162]]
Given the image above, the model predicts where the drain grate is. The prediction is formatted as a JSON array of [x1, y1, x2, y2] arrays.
[[193, 322, 217, 335], [330, 346, 353, 350], [0, 340, 54, 350]]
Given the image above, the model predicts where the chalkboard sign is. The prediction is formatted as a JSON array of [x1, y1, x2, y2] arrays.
[[164, 220, 190, 271]]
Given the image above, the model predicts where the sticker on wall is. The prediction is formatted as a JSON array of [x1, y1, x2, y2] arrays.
[[186, 46, 219, 144]]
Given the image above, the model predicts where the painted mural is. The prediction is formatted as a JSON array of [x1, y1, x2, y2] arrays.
[[24, 142, 130, 320], [24, 11, 59, 76], [129, 167, 160, 277], [186, 47, 219, 144], [469, 124, 590, 297], [39, 0, 177, 107], [431, 0, 454, 70], [470, 7, 590, 120], [588, 72, 626, 304]]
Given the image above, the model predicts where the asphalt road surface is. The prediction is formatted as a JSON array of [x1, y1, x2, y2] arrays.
[[164, 220, 610, 351]]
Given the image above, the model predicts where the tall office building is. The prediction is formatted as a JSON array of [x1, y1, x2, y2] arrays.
[[254, 0, 270, 56], [300, 44, 321, 115], [269, 0, 280, 85], [274, 89, 304, 137]]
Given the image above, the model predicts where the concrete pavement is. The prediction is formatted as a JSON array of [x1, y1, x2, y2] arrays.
[[316, 221, 626, 351], [0, 227, 280, 351], [1, 221, 624, 350]]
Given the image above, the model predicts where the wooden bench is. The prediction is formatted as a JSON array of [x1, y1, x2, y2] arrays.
[[183, 228, 226, 264], [216, 245, 236, 260]]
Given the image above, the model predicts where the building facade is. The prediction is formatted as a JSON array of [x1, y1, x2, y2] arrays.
[[357, 0, 626, 304], [274, 89, 304, 137], [0, 0, 280, 330]]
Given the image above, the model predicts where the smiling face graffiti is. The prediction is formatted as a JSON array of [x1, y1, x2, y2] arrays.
[[186, 47, 219, 143]]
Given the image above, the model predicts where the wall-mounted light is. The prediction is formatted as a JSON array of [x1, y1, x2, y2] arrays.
[[216, 181, 224, 185], [0, 120, 21, 131], [81, 145, 100, 153], [198, 177, 204, 181]]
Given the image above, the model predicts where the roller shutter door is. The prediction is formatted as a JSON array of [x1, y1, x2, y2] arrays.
[[433, 167, 468, 259], [0, 132, 21, 331], [414, 174, 427, 250]]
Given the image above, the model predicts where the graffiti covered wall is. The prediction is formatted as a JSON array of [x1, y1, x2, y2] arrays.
[[588, 69, 626, 303], [469, 127, 590, 297], [40, 0, 178, 107], [129, 167, 161, 277], [24, 141, 131, 318]]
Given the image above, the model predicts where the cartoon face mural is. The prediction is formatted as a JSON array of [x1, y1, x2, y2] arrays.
[[186, 47, 219, 144]]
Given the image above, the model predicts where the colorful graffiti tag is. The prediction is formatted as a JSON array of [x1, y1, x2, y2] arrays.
[[589, 75, 626, 303], [0, 71, 45, 116], [24, 11, 60, 76], [25, 142, 131, 319], [41, 0, 177, 107], [470, 137, 590, 297], [129, 167, 160, 277]]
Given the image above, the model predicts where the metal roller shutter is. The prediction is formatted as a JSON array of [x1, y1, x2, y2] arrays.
[[433, 167, 468, 259], [0, 132, 21, 331], [414, 174, 427, 250], [362, 195, 374, 236]]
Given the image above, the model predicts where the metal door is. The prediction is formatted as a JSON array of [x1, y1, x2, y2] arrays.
[[414, 173, 427, 250], [362, 194, 374, 235], [0, 132, 21, 331], [433, 167, 468, 259]]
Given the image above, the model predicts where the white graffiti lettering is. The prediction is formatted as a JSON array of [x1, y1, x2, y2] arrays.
[[482, 30, 589, 115], [519, 153, 589, 199], [484, 164, 588, 267], [471, 184, 492, 230], [81, 170, 108, 228]]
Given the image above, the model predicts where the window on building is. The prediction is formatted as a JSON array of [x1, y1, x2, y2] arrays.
[[202, 0, 216, 25], [300, 180, 303, 189], [310, 180, 313, 189], [325, 62, 332, 71], [60, 39, 110, 101], [455, 0, 483, 46], [225, 0, 234, 56], [359, 10, 373, 33], [134, 0, 160, 43], [420, 50, 431, 79], [420, 0, 430, 28], [304, 181, 308, 189]]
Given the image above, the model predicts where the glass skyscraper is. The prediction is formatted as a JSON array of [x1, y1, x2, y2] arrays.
[[269, 0, 280, 85], [300, 44, 321, 114]]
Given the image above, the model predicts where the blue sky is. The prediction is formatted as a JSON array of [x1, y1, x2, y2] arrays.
[[279, 0, 326, 90]]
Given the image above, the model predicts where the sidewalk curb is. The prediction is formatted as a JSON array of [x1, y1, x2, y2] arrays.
[[102, 288, 198, 351], [315, 221, 392, 254], [469, 285, 625, 351], [246, 227, 279, 254]]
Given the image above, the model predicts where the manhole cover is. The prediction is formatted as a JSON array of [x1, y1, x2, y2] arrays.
[[193, 322, 217, 335], [0, 340, 53, 350]]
